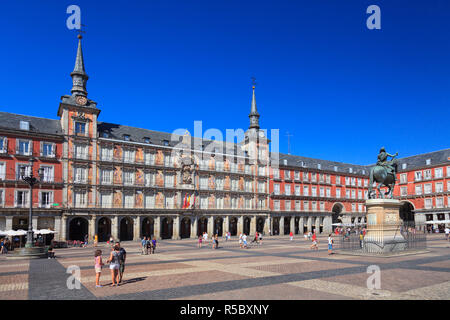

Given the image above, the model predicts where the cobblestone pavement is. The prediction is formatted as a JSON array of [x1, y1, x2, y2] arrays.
[[0, 234, 448, 300]]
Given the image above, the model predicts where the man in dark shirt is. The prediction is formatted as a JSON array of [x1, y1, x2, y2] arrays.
[[115, 242, 127, 284]]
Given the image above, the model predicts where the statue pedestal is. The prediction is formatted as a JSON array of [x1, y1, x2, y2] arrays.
[[364, 199, 407, 253]]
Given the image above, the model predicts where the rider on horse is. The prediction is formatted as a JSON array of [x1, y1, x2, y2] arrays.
[[376, 147, 398, 176]]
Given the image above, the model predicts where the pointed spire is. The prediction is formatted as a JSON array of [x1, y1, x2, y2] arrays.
[[70, 34, 89, 97], [249, 85, 260, 129]]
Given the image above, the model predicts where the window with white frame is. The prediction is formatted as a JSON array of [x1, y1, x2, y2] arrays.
[[124, 193, 134, 208], [145, 172, 154, 187], [16, 139, 32, 155], [231, 178, 238, 191], [311, 186, 317, 197], [40, 166, 54, 182], [0, 162, 5, 180], [285, 200, 291, 211], [424, 169, 432, 180], [415, 171, 422, 181], [295, 185, 300, 196], [424, 198, 432, 209], [101, 146, 113, 161], [345, 177, 350, 185], [311, 201, 317, 211], [285, 185, 291, 195], [41, 142, 55, 158], [351, 177, 356, 186], [164, 154, 173, 167], [351, 203, 356, 212], [311, 173, 316, 182], [231, 196, 238, 209], [144, 151, 155, 165], [145, 192, 155, 208], [15, 190, 29, 207], [73, 166, 87, 183], [364, 179, 368, 187], [259, 166, 265, 176], [436, 182, 443, 193], [447, 166, 450, 177], [258, 181, 265, 193], [123, 149, 135, 163], [274, 184, 280, 195], [336, 188, 341, 198], [436, 197, 444, 208], [335, 176, 340, 185], [303, 172, 308, 181], [285, 170, 290, 180], [400, 173, 407, 184], [326, 188, 331, 198], [295, 200, 300, 211], [200, 176, 208, 190], [358, 190, 362, 199], [100, 192, 112, 208], [346, 190, 350, 199], [319, 174, 324, 182], [258, 198, 265, 210], [74, 190, 87, 208], [319, 187, 324, 197], [216, 196, 224, 209], [424, 183, 432, 194], [303, 201, 309, 211], [73, 143, 88, 159], [303, 186, 309, 196], [0, 137, 7, 154], [351, 189, 356, 199], [245, 180, 252, 192], [320, 202, 325, 211], [216, 177, 223, 190], [200, 196, 208, 209], [415, 185, 422, 195], [124, 170, 134, 185], [100, 168, 113, 185], [358, 178, 362, 187], [16, 163, 32, 180], [294, 171, 300, 180], [245, 197, 252, 209], [358, 204, 363, 212], [435, 167, 443, 179], [400, 186, 407, 196], [39, 191, 53, 208], [216, 161, 223, 171], [164, 173, 174, 188], [274, 200, 280, 211], [447, 181, 450, 191], [273, 168, 280, 179]]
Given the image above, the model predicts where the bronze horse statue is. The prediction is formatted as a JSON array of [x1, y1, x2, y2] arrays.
[[368, 152, 398, 199]]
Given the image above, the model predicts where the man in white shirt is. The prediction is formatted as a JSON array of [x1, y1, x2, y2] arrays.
[[445, 227, 450, 241]]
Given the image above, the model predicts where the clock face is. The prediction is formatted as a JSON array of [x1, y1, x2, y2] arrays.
[[76, 96, 87, 106]]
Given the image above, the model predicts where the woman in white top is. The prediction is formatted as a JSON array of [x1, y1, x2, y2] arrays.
[[107, 246, 121, 286]]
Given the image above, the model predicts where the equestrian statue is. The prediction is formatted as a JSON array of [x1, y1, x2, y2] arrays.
[[368, 147, 398, 199]]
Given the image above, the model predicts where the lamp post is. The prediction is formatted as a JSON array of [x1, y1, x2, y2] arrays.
[[20, 158, 44, 248]]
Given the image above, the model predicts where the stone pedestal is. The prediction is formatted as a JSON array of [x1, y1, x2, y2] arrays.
[[365, 199, 406, 253]]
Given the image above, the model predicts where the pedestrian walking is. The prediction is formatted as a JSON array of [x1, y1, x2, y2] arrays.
[[251, 232, 258, 244], [94, 249, 104, 287], [242, 233, 248, 249], [215, 234, 219, 249], [114, 242, 126, 284], [328, 234, 333, 255], [107, 245, 120, 287], [94, 234, 98, 247], [151, 237, 157, 254], [239, 233, 243, 248], [141, 236, 147, 255], [198, 235, 203, 248], [445, 227, 449, 241], [359, 231, 364, 248], [289, 231, 293, 241], [84, 234, 88, 248]]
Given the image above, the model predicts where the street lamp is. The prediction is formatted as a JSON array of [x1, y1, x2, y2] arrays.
[[20, 158, 44, 248]]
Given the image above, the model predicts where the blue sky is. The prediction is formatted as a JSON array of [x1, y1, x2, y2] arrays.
[[0, 0, 449, 165]]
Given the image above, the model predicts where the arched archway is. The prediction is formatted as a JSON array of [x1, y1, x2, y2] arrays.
[[120, 217, 134, 241], [69, 217, 88, 241], [214, 217, 223, 236], [141, 217, 154, 238], [400, 201, 415, 227], [294, 217, 300, 234], [284, 216, 291, 234], [97, 217, 111, 242], [243, 217, 251, 235], [180, 217, 191, 239], [256, 217, 265, 233], [198, 217, 208, 236], [229, 217, 237, 236], [331, 203, 344, 230], [161, 217, 173, 239]]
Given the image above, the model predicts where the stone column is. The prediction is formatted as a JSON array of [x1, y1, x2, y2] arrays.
[[133, 216, 141, 241], [280, 216, 285, 235], [237, 216, 243, 235], [264, 216, 271, 236], [250, 215, 257, 235], [111, 216, 119, 241], [89, 215, 96, 241], [154, 216, 161, 240], [173, 215, 180, 240], [54, 216, 62, 241], [299, 216, 304, 234], [290, 216, 295, 234], [323, 215, 332, 234], [315, 217, 321, 234], [61, 216, 67, 241], [191, 216, 198, 238], [208, 216, 214, 237], [307, 216, 312, 232], [223, 216, 229, 235]]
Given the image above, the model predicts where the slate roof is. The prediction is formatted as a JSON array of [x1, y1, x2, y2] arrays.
[[0, 111, 63, 136], [396, 149, 450, 172]]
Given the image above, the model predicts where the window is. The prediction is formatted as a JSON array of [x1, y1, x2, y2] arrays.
[[351, 177, 356, 186], [143, 137, 150, 144], [124, 193, 134, 208], [73, 144, 88, 159], [75, 122, 86, 135], [0, 162, 5, 180], [295, 201, 300, 211], [303, 172, 308, 181], [400, 173, 407, 184], [200, 176, 208, 190], [424, 198, 432, 209], [336, 188, 341, 198], [74, 167, 87, 183], [358, 190, 362, 199], [435, 168, 443, 179], [351, 203, 356, 212], [295, 185, 300, 196], [273, 168, 280, 179], [40, 166, 54, 182], [20, 121, 29, 131], [448, 181, 450, 192], [436, 182, 443, 193], [145, 192, 155, 209], [317, 164, 321, 170], [311, 186, 317, 197], [447, 166, 450, 177], [0, 189, 4, 206], [165, 174, 174, 188], [426, 159, 431, 165], [311, 201, 317, 211], [436, 198, 444, 208], [319, 187, 324, 197], [144, 151, 155, 165], [400, 186, 407, 196], [124, 170, 134, 185], [415, 171, 422, 181], [15, 190, 29, 207], [424, 184, 432, 194], [123, 135, 130, 141], [358, 204, 363, 212], [41, 142, 55, 157], [74, 191, 87, 208], [346, 190, 350, 199], [402, 163, 407, 170], [163, 140, 169, 146], [274, 184, 280, 195], [294, 171, 300, 180], [17, 139, 32, 155], [102, 132, 109, 138], [101, 147, 113, 161], [415, 185, 422, 195], [39, 191, 53, 208], [303, 186, 309, 196], [285, 200, 291, 211], [164, 154, 173, 167], [101, 192, 112, 208], [303, 201, 309, 211], [424, 169, 432, 180], [351, 189, 356, 199], [285, 185, 291, 195], [0, 137, 7, 154], [326, 188, 331, 198], [123, 149, 135, 163], [217, 177, 224, 191], [285, 170, 290, 180], [311, 173, 316, 182], [320, 202, 325, 211], [16, 164, 31, 180], [101, 169, 112, 185], [335, 176, 340, 185], [274, 200, 280, 211]]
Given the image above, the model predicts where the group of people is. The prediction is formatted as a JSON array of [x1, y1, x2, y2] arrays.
[[0, 238, 10, 254], [141, 236, 157, 254], [198, 232, 220, 249], [94, 241, 127, 288]]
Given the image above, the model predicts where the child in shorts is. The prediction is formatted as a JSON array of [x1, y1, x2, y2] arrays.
[[94, 249, 104, 288]]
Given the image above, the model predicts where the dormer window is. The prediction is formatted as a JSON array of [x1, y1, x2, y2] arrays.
[[20, 121, 30, 131], [102, 132, 109, 138], [283, 159, 287, 165], [334, 166, 338, 172], [402, 163, 407, 170], [144, 137, 150, 144], [426, 159, 431, 165], [163, 140, 169, 146], [123, 135, 130, 141], [349, 167, 353, 173], [317, 163, 321, 170]]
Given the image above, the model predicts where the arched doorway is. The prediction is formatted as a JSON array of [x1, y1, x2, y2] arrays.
[[214, 217, 223, 236], [161, 217, 173, 239], [180, 217, 191, 239], [331, 203, 344, 230], [284, 216, 291, 235], [256, 217, 265, 233], [97, 217, 111, 242], [400, 202, 415, 227], [272, 217, 280, 235], [120, 217, 134, 241], [243, 217, 251, 235], [294, 217, 300, 234], [198, 217, 208, 236], [69, 217, 88, 241], [229, 217, 237, 236], [141, 217, 154, 238]]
